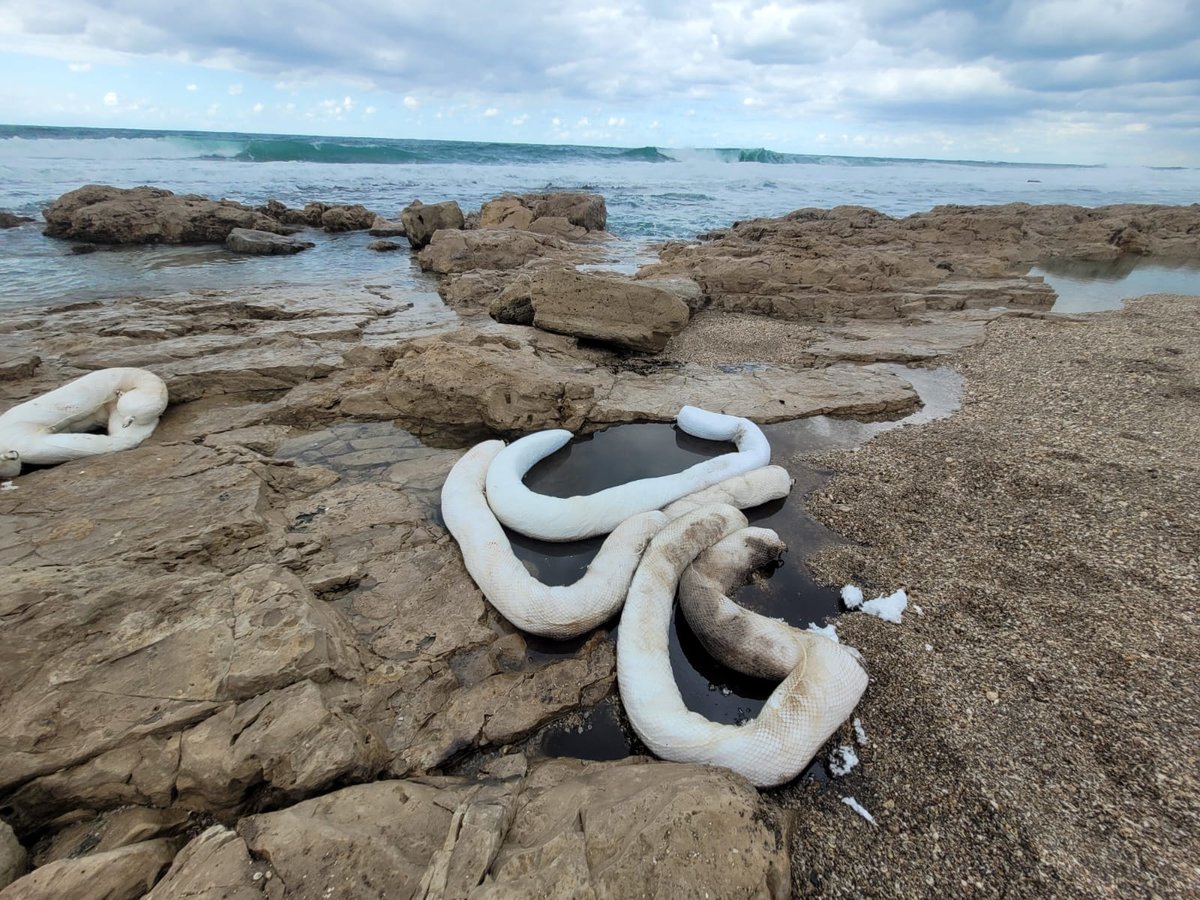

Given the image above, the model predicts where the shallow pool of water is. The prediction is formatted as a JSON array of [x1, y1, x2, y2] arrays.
[[1030, 257, 1200, 313]]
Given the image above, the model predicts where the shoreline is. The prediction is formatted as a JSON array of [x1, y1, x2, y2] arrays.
[[1, 192, 1198, 897], [786, 294, 1199, 897]]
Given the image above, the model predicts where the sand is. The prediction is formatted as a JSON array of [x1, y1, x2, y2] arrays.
[[767, 295, 1199, 897]]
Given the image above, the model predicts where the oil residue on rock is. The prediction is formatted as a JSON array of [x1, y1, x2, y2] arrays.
[[275, 420, 458, 491]]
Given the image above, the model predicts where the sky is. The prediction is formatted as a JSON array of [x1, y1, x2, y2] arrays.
[[0, 0, 1197, 166]]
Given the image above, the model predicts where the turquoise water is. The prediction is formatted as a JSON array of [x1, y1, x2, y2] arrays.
[[2, 124, 1199, 306]]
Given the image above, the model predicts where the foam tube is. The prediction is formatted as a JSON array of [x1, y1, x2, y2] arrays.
[[441, 440, 668, 638], [484, 406, 771, 542], [0, 368, 168, 471], [618, 505, 869, 787]]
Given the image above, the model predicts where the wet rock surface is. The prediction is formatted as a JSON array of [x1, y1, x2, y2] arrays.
[[640, 202, 1200, 321], [42, 185, 292, 245], [225, 228, 315, 255]]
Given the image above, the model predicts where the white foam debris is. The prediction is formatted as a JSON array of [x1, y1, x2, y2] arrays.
[[852, 717, 869, 746], [912, 603, 924, 616], [828, 745, 859, 777], [842, 796, 878, 826], [840, 584, 864, 609], [925, 643, 934, 652], [807, 622, 839, 643], [861, 589, 908, 624], [0, 480, 15, 491]]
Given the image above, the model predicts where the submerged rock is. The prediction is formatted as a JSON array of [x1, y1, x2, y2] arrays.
[[368, 215, 406, 237], [225, 227, 315, 255], [0, 211, 34, 229]]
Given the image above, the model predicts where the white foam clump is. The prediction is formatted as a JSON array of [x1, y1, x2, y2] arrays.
[[840, 584, 864, 609], [828, 744, 859, 777], [807, 622, 839, 643], [841, 796, 878, 826], [0, 480, 15, 491], [852, 717, 869, 746], [861, 589, 908, 624]]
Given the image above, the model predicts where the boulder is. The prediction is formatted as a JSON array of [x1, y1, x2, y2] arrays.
[[367, 239, 403, 252], [0, 838, 178, 900], [480, 191, 607, 235], [368, 216, 406, 237], [0, 823, 24, 890], [224, 227, 314, 255], [320, 204, 376, 232], [143, 827, 265, 900], [217, 759, 789, 899], [42, 185, 289, 245], [0, 212, 33, 229], [401, 200, 465, 249], [496, 268, 690, 352], [417, 229, 566, 274]]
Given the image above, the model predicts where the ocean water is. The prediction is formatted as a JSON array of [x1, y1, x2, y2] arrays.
[[2, 123, 1199, 307]]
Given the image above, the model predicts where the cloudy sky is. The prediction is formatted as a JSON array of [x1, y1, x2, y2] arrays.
[[1, 0, 1197, 165]]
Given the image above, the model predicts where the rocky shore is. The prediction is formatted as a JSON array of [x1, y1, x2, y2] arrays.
[[1, 190, 1198, 898]]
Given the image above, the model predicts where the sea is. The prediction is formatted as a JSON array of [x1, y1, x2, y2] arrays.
[[2, 123, 1199, 308]]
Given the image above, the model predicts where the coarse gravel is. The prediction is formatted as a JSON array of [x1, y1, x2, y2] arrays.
[[771, 295, 1199, 898]]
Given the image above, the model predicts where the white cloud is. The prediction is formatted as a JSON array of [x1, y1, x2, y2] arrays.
[[252, 101, 263, 112], [102, 90, 117, 106], [483, 107, 498, 117], [185, 83, 197, 91], [228, 83, 243, 96], [511, 113, 529, 125], [68, 62, 91, 72], [365, 105, 377, 114], [2, 0, 1199, 163]]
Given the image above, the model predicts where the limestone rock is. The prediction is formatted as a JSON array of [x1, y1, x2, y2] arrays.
[[0, 838, 178, 900], [42, 185, 288, 245], [225, 228, 314, 255], [367, 239, 403, 252], [368, 216, 406, 237], [372, 327, 917, 438], [0, 212, 33, 229], [401, 200, 465, 249], [417, 229, 568, 274], [0, 823, 25, 890], [479, 192, 607, 238], [320, 204, 376, 232], [482, 760, 791, 898], [175, 680, 387, 812], [223, 759, 788, 899], [35, 808, 192, 867], [637, 202, 1200, 321], [479, 195, 536, 231], [0, 355, 39, 381], [497, 268, 690, 352], [144, 826, 265, 900]]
